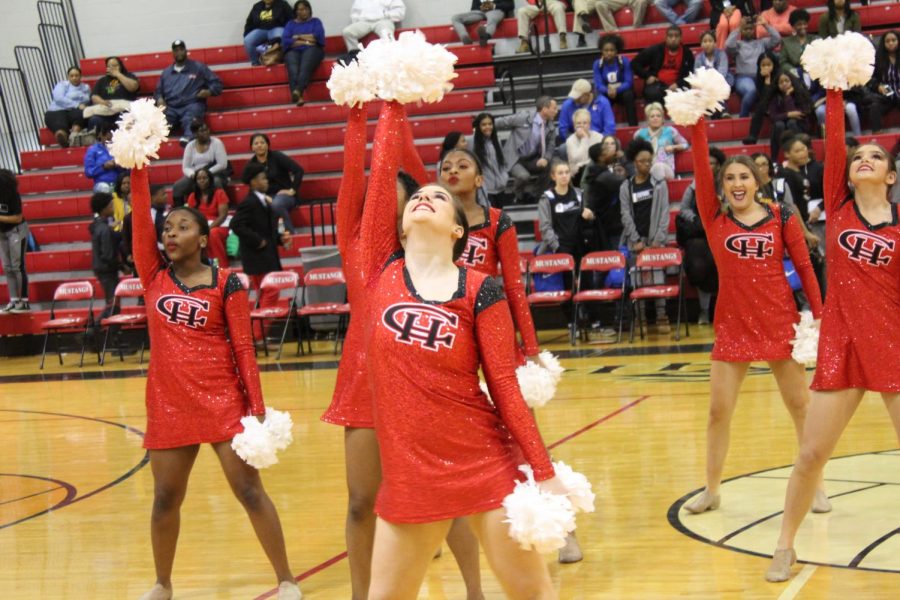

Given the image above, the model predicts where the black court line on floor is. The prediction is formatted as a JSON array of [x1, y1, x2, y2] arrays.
[[0, 341, 717, 385], [667, 450, 900, 575]]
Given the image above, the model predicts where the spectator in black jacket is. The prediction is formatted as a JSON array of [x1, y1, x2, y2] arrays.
[[450, 0, 513, 46], [244, 0, 293, 65], [89, 192, 120, 319], [241, 133, 305, 234], [86, 56, 140, 132], [580, 137, 625, 251], [631, 26, 695, 104], [867, 30, 900, 133]]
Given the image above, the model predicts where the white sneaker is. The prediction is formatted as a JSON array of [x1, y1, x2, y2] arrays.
[[697, 311, 710, 325], [0, 301, 15, 313], [9, 300, 31, 313]]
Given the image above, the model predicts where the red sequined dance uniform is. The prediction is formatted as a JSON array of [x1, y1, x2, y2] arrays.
[[360, 102, 554, 523], [132, 167, 265, 449], [692, 118, 823, 362], [456, 206, 540, 357], [322, 106, 430, 428], [811, 90, 900, 392]]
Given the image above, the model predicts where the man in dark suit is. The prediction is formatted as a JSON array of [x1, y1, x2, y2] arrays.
[[230, 162, 292, 336]]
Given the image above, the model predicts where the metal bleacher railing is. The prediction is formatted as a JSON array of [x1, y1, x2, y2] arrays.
[[0, 0, 83, 172]]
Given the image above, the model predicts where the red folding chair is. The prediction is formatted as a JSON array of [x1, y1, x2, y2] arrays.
[[573, 251, 628, 343], [249, 271, 301, 359], [39, 280, 97, 369], [628, 248, 689, 342], [296, 267, 350, 355], [99, 278, 148, 365], [525, 253, 576, 344]]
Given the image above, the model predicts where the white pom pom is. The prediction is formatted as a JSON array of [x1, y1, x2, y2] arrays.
[[685, 67, 731, 115], [790, 311, 820, 366], [358, 30, 458, 104], [538, 350, 564, 384], [108, 98, 170, 169], [801, 32, 876, 90], [231, 407, 294, 469], [664, 88, 708, 126], [479, 380, 491, 398], [552, 461, 596, 514], [516, 361, 557, 408], [503, 467, 576, 553], [327, 59, 376, 107]]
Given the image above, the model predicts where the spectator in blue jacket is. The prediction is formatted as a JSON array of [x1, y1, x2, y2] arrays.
[[559, 79, 616, 141], [84, 124, 126, 193], [593, 34, 637, 126], [244, 0, 293, 65], [155, 40, 224, 145], [44, 66, 91, 147], [281, 1, 326, 106]]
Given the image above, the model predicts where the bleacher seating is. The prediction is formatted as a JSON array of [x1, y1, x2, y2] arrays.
[[2, 0, 899, 339]]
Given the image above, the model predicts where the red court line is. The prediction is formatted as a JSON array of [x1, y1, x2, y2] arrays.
[[253, 395, 651, 599]]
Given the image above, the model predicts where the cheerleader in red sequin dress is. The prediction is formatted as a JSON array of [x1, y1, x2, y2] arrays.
[[130, 167, 300, 600], [361, 101, 565, 600], [766, 90, 900, 582], [682, 116, 829, 516]]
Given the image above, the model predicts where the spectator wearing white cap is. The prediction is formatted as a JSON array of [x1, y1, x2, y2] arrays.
[[558, 79, 616, 141]]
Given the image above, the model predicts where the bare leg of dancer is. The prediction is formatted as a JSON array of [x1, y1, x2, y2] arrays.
[[445, 518, 485, 600], [344, 427, 382, 600], [369, 518, 454, 600]]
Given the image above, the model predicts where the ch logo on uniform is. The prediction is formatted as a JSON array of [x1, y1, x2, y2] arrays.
[[838, 229, 894, 266], [382, 303, 459, 351], [724, 233, 774, 259], [458, 237, 488, 266], [156, 295, 211, 328]]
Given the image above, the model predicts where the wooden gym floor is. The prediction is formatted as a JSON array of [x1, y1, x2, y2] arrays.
[[1, 325, 897, 599]]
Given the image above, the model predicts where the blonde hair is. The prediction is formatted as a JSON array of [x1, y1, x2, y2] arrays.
[[572, 108, 591, 124], [644, 102, 665, 119]]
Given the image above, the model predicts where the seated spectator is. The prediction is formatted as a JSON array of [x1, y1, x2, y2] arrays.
[[559, 79, 615, 140], [591, 0, 648, 36], [818, 0, 860, 39], [451, 0, 513, 47], [755, 0, 796, 39], [84, 124, 126, 193], [516, 0, 568, 53], [779, 9, 817, 76], [231, 163, 292, 336], [593, 34, 638, 126], [155, 41, 223, 145], [866, 30, 900, 133], [654, 0, 703, 26], [244, 0, 293, 65], [676, 145, 725, 325], [282, 1, 326, 106], [342, 0, 405, 52], [742, 51, 780, 144], [726, 15, 781, 117], [710, 0, 754, 49], [0, 169, 30, 313], [766, 72, 814, 159], [112, 172, 132, 233], [186, 167, 231, 267], [566, 108, 604, 181], [632, 25, 694, 105], [44, 66, 90, 147], [85, 57, 140, 132], [633, 102, 689, 181], [694, 30, 733, 90], [580, 137, 625, 250], [753, 152, 793, 206], [619, 138, 670, 333], [494, 95, 559, 202], [172, 120, 229, 206], [800, 71, 863, 138], [468, 112, 510, 208], [89, 192, 121, 319], [241, 133, 305, 233], [440, 131, 468, 161], [781, 135, 826, 262]]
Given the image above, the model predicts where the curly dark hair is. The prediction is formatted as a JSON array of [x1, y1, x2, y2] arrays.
[[625, 138, 654, 163]]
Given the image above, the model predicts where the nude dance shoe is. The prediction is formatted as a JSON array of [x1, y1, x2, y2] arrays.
[[277, 581, 303, 599], [138, 584, 172, 600], [683, 489, 721, 514], [765, 548, 797, 582]]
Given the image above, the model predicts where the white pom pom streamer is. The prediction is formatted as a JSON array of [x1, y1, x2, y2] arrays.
[[790, 311, 820, 366], [538, 350, 564, 384], [108, 98, 170, 169], [327, 59, 376, 107], [231, 407, 295, 469], [515, 361, 557, 408], [552, 461, 596, 514], [358, 30, 458, 104], [664, 88, 708, 126], [801, 32, 875, 90], [685, 67, 731, 115], [503, 466, 576, 553]]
